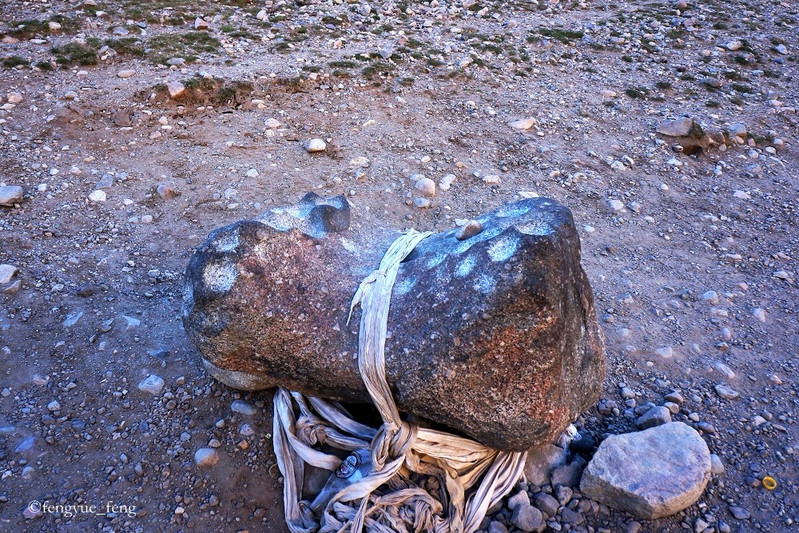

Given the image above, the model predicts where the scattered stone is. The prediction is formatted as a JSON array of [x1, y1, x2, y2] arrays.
[[456, 220, 483, 241], [653, 346, 673, 359], [0, 185, 23, 206], [413, 197, 431, 208], [414, 177, 436, 197], [303, 138, 326, 153], [752, 308, 766, 322], [195, 18, 210, 30], [0, 264, 19, 285], [138, 374, 165, 396], [46, 400, 60, 412], [231, 400, 257, 416], [656, 117, 694, 137], [607, 199, 625, 213], [560, 508, 584, 525], [534, 492, 559, 516], [265, 118, 282, 129], [117, 69, 136, 79], [63, 310, 84, 327], [167, 82, 185, 99], [713, 361, 735, 379], [636, 406, 672, 429], [775, 43, 788, 55], [509, 118, 537, 131], [550, 459, 585, 488], [728, 123, 747, 138], [664, 391, 684, 404], [439, 174, 456, 191], [88, 190, 107, 202], [724, 40, 743, 51], [701, 290, 719, 304], [7, 93, 23, 104], [156, 184, 181, 200], [733, 190, 751, 200], [488, 521, 509, 533], [166, 57, 185, 66], [239, 423, 255, 436], [729, 506, 750, 520], [580, 422, 711, 519], [523, 444, 568, 486], [194, 448, 219, 467], [122, 315, 141, 330], [710, 454, 725, 475], [511, 502, 545, 532], [714, 384, 739, 400]]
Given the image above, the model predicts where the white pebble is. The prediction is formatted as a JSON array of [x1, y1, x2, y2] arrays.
[[194, 448, 219, 467], [415, 177, 436, 197], [88, 190, 106, 202], [138, 374, 165, 396], [304, 138, 326, 153]]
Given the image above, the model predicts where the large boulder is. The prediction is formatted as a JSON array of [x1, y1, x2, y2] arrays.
[[580, 422, 711, 519], [182, 192, 605, 451]]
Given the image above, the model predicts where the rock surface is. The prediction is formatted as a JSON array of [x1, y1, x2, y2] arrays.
[[580, 422, 711, 519], [183, 193, 605, 450]]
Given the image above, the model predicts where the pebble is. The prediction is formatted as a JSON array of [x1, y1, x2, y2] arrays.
[[710, 454, 725, 475], [231, 400, 258, 416], [456, 220, 484, 241], [0, 264, 19, 285], [733, 190, 751, 200], [166, 57, 185, 66], [601, 90, 617, 98], [664, 391, 684, 404], [483, 175, 501, 185], [7, 92, 23, 104], [775, 44, 788, 55], [415, 177, 436, 197], [511, 501, 544, 531], [607, 199, 625, 213], [439, 174, 456, 191], [714, 384, 739, 400], [245, 168, 259, 178], [725, 40, 743, 51], [240, 424, 255, 436], [194, 448, 219, 467], [195, 17, 210, 30], [88, 190, 107, 202], [167, 82, 185, 99], [534, 492, 559, 516], [265, 118, 282, 129], [752, 308, 766, 322], [656, 117, 694, 137], [303, 138, 326, 153], [0, 185, 23, 206], [655, 346, 673, 359], [156, 184, 181, 200], [729, 505, 750, 520], [138, 374, 165, 396], [117, 69, 136, 79], [713, 361, 735, 379], [47, 400, 60, 412], [636, 406, 672, 429], [509, 118, 537, 130], [701, 290, 719, 304], [413, 198, 431, 208]]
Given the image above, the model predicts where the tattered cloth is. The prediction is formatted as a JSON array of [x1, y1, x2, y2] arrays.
[[273, 230, 528, 532]]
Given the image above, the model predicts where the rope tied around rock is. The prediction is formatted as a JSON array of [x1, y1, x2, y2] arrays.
[[274, 230, 528, 533]]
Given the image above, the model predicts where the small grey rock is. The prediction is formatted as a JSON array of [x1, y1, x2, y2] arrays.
[[0, 185, 23, 206], [488, 521, 509, 533], [511, 502, 544, 532], [664, 391, 684, 404], [138, 374, 165, 396], [710, 454, 725, 475], [636, 406, 672, 429], [523, 444, 567, 486], [560, 507, 585, 525], [414, 177, 436, 197], [656, 117, 694, 137], [533, 492, 559, 516], [729, 505, 750, 520], [714, 384, 739, 400], [550, 459, 585, 488], [194, 447, 219, 467], [231, 400, 257, 416], [303, 138, 326, 153], [0, 264, 19, 285], [456, 220, 484, 241]]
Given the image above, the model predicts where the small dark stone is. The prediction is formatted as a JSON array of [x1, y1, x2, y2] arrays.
[[77, 284, 96, 297], [533, 492, 559, 517], [550, 457, 586, 488], [560, 507, 585, 525], [569, 431, 597, 453]]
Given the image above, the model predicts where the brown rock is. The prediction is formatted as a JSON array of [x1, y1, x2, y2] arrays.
[[182, 193, 605, 450]]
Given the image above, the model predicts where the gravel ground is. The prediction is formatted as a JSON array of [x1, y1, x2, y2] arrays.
[[0, 1, 797, 532]]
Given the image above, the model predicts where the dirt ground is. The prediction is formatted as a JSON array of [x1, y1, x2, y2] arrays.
[[0, 1, 796, 532]]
